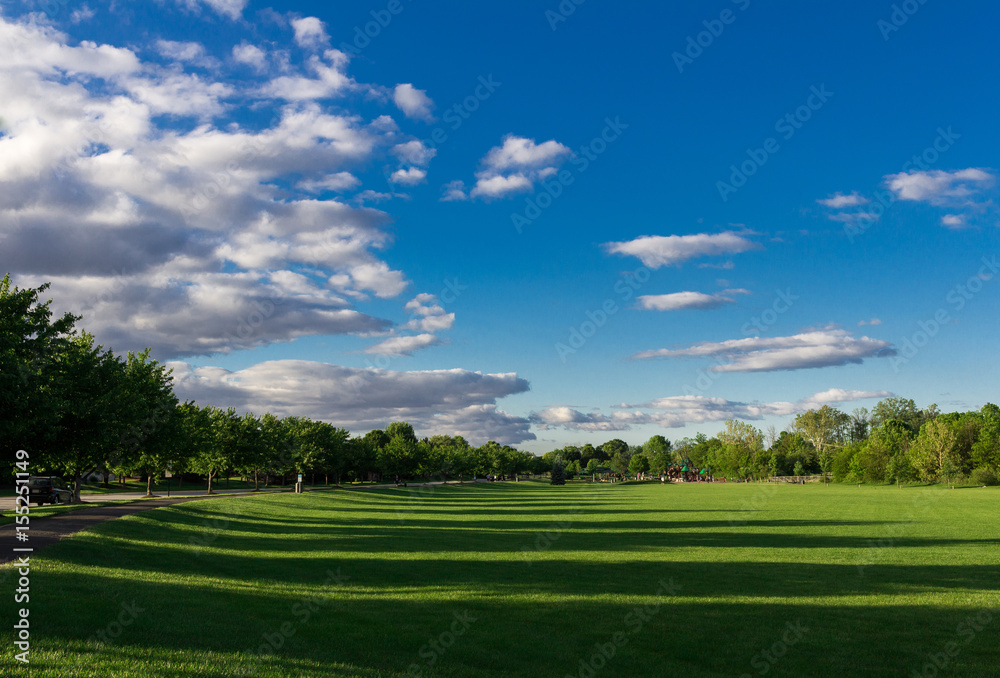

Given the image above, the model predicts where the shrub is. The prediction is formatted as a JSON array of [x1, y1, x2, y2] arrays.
[[969, 467, 999, 486], [550, 456, 566, 486]]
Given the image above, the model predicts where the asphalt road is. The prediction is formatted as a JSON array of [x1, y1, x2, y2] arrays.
[[0, 486, 288, 511]]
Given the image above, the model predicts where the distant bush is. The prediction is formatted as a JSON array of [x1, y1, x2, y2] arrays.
[[550, 455, 566, 485], [969, 467, 999, 486]]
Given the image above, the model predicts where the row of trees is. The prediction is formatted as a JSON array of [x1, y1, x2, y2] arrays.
[[538, 398, 1000, 485], [1, 275, 541, 497], [5, 275, 998, 492]]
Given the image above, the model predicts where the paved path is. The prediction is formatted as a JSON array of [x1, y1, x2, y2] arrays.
[[0, 486, 292, 511], [0, 478, 501, 565], [0, 491, 284, 564]]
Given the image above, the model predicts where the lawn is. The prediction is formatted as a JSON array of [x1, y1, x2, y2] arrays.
[[2, 481, 998, 677]]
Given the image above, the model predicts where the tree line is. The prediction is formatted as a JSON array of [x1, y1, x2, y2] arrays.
[[4, 275, 998, 494], [0, 275, 543, 498], [541, 398, 1000, 486]]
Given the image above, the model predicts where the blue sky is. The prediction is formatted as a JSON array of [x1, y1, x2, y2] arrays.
[[2, 0, 998, 451]]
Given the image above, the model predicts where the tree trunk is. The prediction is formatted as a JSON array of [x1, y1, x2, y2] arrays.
[[254, 469, 259, 492], [226, 475, 230, 490], [146, 474, 154, 497], [207, 472, 214, 495]]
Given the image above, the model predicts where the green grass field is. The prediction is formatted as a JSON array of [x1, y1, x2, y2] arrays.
[[2, 481, 998, 677]]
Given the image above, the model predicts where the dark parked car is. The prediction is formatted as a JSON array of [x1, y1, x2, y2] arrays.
[[28, 476, 74, 506]]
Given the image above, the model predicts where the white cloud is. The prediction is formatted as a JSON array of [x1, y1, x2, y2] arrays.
[[298, 172, 361, 194], [169, 361, 534, 444], [480, 136, 571, 173], [177, 0, 247, 20], [857, 318, 882, 327], [470, 173, 533, 198], [440, 180, 467, 202], [0, 12, 424, 358], [636, 290, 750, 311], [364, 333, 442, 356], [155, 40, 211, 65], [533, 389, 892, 432], [390, 167, 427, 185], [393, 83, 435, 121], [885, 168, 994, 205], [941, 214, 965, 229], [403, 293, 455, 332], [604, 230, 761, 268], [260, 50, 353, 101], [362, 293, 454, 356], [631, 328, 895, 372], [817, 192, 869, 208], [462, 135, 572, 200], [291, 17, 329, 50], [71, 5, 96, 23], [392, 140, 436, 166], [232, 42, 267, 71]]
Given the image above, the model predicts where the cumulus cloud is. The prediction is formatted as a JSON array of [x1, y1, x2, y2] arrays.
[[631, 328, 895, 372], [155, 40, 217, 67], [440, 180, 468, 202], [533, 389, 891, 432], [885, 168, 994, 206], [232, 42, 267, 71], [857, 318, 882, 327], [392, 140, 436, 167], [291, 17, 329, 50], [364, 333, 441, 357], [817, 192, 869, 208], [393, 83, 435, 121], [0, 12, 423, 358], [259, 50, 354, 100], [941, 214, 965, 229], [604, 231, 761, 268], [177, 0, 247, 20], [169, 361, 534, 444], [363, 293, 454, 356], [636, 289, 750, 311], [461, 135, 572, 199], [390, 167, 427, 185]]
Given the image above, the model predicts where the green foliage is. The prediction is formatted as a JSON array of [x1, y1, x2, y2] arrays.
[[550, 455, 566, 485], [969, 467, 998, 486], [628, 454, 650, 475]]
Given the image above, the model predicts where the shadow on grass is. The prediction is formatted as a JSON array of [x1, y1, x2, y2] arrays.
[[18, 565, 1000, 678]]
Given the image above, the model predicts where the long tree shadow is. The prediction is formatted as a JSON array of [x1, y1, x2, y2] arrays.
[[16, 566, 1000, 678]]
